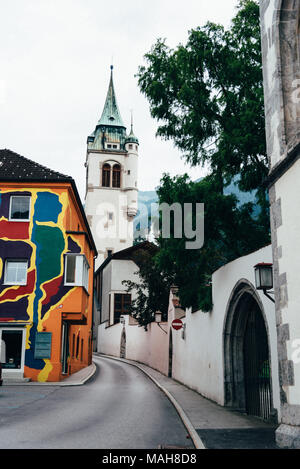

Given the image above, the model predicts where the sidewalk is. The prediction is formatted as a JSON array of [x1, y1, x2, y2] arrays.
[[2, 362, 96, 387], [96, 353, 279, 450]]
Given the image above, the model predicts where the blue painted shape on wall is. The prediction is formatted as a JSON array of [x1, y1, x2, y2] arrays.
[[33, 192, 62, 223]]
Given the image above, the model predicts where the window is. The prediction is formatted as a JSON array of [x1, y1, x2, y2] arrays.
[[108, 212, 113, 221], [4, 260, 28, 285], [114, 294, 131, 324], [107, 250, 113, 258], [112, 164, 121, 188], [64, 255, 89, 291], [102, 164, 111, 187], [129, 144, 133, 149], [128, 170, 131, 175], [9, 196, 30, 221]]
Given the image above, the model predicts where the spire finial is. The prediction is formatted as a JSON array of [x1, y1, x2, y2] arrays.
[[130, 109, 134, 133]]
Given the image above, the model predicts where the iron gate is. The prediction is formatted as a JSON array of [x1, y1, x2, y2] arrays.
[[243, 308, 272, 421]]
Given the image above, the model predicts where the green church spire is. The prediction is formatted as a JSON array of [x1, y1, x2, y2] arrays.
[[98, 65, 125, 128]]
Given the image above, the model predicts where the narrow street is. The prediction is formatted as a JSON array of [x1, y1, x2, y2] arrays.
[[0, 356, 194, 449]]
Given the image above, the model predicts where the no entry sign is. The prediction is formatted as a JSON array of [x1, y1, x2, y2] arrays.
[[172, 319, 183, 331]]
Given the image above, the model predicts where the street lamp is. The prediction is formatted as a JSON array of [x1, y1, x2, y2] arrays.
[[154, 312, 162, 323], [154, 311, 167, 334], [254, 263, 275, 303]]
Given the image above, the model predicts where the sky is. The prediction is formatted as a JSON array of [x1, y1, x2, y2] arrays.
[[0, 0, 239, 200]]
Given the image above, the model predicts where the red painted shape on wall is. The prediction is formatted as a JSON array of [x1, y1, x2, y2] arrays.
[[42, 275, 63, 306], [0, 219, 29, 239], [0, 270, 36, 301]]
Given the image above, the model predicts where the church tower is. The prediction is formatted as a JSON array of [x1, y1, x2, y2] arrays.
[[85, 66, 139, 268]]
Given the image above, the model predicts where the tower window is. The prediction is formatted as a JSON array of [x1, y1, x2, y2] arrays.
[[102, 163, 111, 187], [112, 164, 121, 188], [129, 144, 133, 149]]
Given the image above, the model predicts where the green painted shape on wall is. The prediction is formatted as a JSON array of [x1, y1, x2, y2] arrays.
[[35, 225, 65, 285]]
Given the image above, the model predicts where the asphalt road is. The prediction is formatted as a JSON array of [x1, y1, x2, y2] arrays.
[[0, 355, 194, 449]]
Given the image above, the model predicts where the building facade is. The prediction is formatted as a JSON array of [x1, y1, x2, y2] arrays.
[[260, 1, 300, 448], [85, 66, 139, 269], [94, 241, 157, 353], [0, 150, 97, 382]]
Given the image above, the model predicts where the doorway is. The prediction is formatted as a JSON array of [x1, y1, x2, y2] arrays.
[[120, 328, 126, 359], [224, 282, 273, 421], [61, 322, 69, 374], [243, 308, 272, 420], [0, 327, 26, 376]]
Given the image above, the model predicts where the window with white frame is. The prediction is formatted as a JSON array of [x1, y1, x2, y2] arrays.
[[64, 255, 89, 291], [4, 260, 28, 285], [9, 196, 31, 221]]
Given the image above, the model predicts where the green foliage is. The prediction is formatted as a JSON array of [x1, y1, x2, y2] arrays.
[[122, 247, 171, 330], [156, 173, 270, 311], [127, 0, 270, 321], [137, 0, 266, 193]]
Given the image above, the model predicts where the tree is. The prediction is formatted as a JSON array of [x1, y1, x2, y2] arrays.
[[128, 0, 271, 321], [137, 0, 267, 194], [155, 173, 270, 311]]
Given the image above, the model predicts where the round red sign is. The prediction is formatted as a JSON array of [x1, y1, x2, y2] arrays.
[[172, 319, 183, 331]]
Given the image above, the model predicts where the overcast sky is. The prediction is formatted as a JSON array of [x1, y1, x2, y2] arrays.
[[0, 0, 239, 199]]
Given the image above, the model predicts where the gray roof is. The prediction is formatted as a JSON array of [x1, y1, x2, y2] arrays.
[[0, 149, 72, 181]]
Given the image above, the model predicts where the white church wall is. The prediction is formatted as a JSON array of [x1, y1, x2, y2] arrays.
[[98, 316, 169, 373], [98, 245, 280, 416], [170, 245, 280, 413]]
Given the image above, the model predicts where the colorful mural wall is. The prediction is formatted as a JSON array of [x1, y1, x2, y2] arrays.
[[0, 184, 95, 382]]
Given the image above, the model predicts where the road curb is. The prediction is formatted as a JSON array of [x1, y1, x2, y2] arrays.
[[95, 353, 205, 450], [2, 362, 97, 387]]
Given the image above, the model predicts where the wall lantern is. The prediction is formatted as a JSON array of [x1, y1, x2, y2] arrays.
[[155, 312, 162, 323], [254, 263, 275, 303], [154, 311, 167, 334]]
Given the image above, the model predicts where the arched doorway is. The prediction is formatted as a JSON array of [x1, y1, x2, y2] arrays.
[[224, 281, 273, 421], [168, 330, 173, 378], [120, 328, 126, 359]]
